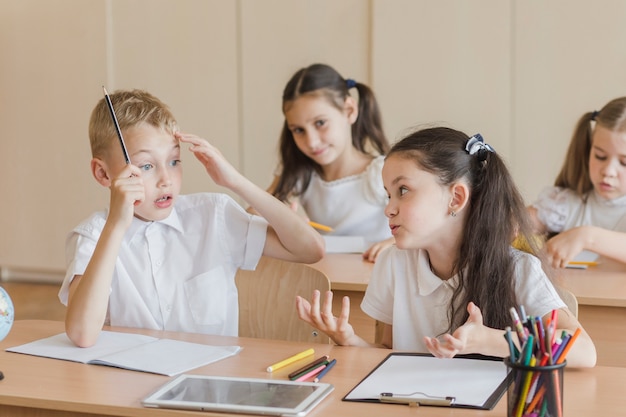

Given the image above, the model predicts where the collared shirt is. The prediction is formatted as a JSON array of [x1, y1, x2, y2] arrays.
[[532, 186, 626, 233], [59, 193, 268, 336], [361, 247, 564, 352], [298, 156, 391, 244]]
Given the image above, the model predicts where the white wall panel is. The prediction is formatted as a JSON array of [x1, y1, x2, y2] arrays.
[[0, 0, 108, 271], [239, 0, 370, 187], [513, 0, 626, 200]]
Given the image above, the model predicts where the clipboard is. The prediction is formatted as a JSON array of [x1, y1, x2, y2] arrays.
[[342, 353, 509, 410]]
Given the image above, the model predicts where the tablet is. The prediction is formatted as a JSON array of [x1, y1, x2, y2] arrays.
[[142, 374, 334, 416]]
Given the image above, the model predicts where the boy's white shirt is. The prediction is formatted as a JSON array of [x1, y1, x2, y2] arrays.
[[59, 193, 268, 336]]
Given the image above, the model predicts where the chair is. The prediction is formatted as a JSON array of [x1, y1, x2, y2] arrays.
[[235, 256, 331, 344], [554, 285, 578, 318]]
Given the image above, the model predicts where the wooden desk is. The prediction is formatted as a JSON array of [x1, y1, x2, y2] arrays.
[[310, 253, 373, 292], [0, 320, 623, 416], [553, 258, 626, 307]]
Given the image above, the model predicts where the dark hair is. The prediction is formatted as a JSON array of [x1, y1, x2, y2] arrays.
[[387, 127, 538, 332], [272, 63, 389, 201], [554, 97, 626, 197]]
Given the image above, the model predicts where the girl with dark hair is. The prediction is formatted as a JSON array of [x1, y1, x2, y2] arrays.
[[261, 63, 393, 262], [297, 126, 596, 368]]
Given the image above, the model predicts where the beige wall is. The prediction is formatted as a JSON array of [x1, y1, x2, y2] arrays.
[[1, 0, 625, 275]]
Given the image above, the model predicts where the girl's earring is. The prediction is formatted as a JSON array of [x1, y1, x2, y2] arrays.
[[449, 210, 456, 217]]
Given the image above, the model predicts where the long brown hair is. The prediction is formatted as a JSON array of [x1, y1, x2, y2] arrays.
[[272, 63, 389, 201], [554, 97, 626, 197], [388, 127, 539, 332]]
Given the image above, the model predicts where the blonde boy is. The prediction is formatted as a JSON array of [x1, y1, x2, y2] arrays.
[[60, 89, 324, 347]]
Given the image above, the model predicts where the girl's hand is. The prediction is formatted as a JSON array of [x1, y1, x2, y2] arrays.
[[545, 227, 588, 268], [424, 302, 485, 358], [108, 164, 144, 228], [295, 290, 357, 346], [362, 237, 395, 263], [177, 132, 244, 189]]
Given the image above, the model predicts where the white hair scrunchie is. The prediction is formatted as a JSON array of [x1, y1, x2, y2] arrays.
[[465, 134, 495, 160]]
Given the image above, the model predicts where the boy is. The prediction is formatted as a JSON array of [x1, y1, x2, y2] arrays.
[[60, 89, 325, 347]]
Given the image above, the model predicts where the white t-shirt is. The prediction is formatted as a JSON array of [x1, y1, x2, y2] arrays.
[[361, 247, 565, 352], [298, 155, 391, 243], [532, 186, 626, 233], [59, 193, 268, 336]]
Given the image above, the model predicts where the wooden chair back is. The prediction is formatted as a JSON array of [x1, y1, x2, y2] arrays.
[[554, 285, 578, 318], [235, 256, 331, 344]]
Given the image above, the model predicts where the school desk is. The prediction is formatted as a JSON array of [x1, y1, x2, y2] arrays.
[[0, 320, 622, 417], [312, 253, 626, 367]]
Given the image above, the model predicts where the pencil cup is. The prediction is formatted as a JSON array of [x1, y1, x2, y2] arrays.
[[505, 357, 565, 417]]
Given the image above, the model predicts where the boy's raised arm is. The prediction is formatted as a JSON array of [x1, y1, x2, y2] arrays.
[[178, 133, 324, 263]]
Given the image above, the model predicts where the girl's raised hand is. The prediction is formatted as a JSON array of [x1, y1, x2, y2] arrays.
[[295, 290, 357, 346], [177, 132, 243, 189], [424, 302, 485, 358]]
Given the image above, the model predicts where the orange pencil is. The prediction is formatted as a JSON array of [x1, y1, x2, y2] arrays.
[[309, 221, 333, 232], [556, 327, 581, 365]]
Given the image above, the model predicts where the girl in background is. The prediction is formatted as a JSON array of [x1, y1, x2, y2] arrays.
[[263, 63, 393, 262], [297, 126, 596, 368], [529, 97, 626, 267]]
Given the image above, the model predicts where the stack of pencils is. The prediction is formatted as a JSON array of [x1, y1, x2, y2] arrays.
[[504, 307, 580, 417], [287, 355, 337, 383]]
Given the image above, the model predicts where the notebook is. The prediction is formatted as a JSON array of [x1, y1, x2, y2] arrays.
[[6, 331, 241, 376]]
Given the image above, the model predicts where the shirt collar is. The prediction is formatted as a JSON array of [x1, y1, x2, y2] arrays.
[[590, 190, 626, 207], [417, 250, 460, 295], [122, 206, 185, 239]]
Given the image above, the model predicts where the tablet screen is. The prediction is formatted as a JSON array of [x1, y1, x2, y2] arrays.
[[143, 374, 334, 416]]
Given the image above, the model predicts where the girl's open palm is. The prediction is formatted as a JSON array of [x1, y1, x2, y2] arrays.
[[295, 290, 356, 346], [424, 302, 485, 358]]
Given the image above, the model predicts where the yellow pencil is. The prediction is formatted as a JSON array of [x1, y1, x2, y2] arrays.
[[567, 261, 598, 267], [266, 348, 314, 373], [308, 221, 334, 232]]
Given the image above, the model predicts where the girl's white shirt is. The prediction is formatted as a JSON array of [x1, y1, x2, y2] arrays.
[[298, 155, 391, 243], [532, 186, 626, 233], [361, 246, 565, 352]]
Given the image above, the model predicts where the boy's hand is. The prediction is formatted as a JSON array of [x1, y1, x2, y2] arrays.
[[177, 132, 243, 189], [108, 164, 144, 228]]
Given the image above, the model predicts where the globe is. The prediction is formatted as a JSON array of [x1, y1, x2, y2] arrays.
[[0, 286, 14, 341]]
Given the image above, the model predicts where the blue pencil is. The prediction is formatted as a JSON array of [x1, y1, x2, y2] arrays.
[[313, 358, 336, 382]]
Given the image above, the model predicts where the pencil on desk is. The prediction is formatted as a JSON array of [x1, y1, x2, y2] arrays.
[[266, 348, 314, 373], [294, 363, 326, 382], [567, 261, 598, 267], [288, 355, 329, 379], [313, 358, 336, 382], [308, 221, 333, 232]]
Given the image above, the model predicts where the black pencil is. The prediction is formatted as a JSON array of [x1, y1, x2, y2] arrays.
[[102, 86, 131, 164]]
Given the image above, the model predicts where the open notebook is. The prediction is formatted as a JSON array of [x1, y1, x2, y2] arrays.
[[343, 353, 509, 409], [6, 331, 241, 376]]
